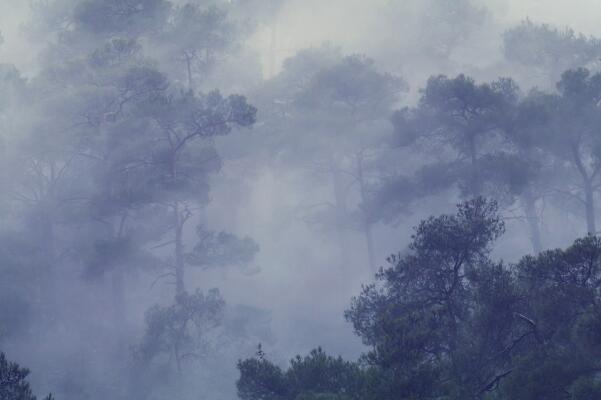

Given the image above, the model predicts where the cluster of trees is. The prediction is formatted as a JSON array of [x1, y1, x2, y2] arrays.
[[249, 47, 407, 270], [0, 352, 53, 400], [237, 198, 601, 400], [3, 1, 601, 399], [242, 18, 601, 274], [1, 0, 269, 399], [371, 67, 601, 254]]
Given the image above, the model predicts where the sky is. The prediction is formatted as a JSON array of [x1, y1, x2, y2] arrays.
[[3, 0, 601, 78]]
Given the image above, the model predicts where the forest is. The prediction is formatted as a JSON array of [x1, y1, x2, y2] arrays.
[[2, 1, 601, 399]]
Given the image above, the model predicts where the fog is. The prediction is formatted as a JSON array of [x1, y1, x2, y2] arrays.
[[2, 1, 601, 400]]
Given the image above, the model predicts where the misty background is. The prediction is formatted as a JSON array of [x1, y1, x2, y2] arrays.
[[2, 1, 601, 399]]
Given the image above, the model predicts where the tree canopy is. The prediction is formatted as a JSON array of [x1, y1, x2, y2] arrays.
[[239, 198, 601, 400]]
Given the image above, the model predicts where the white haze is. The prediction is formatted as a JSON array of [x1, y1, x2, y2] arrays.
[[1, 1, 600, 400]]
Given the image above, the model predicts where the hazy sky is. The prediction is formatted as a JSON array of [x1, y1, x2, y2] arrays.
[[3, 0, 601, 78], [253, 0, 601, 77]]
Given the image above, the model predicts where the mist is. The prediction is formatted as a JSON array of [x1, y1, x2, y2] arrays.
[[2, 1, 601, 400]]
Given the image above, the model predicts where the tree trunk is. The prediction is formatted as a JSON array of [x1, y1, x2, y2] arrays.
[[39, 210, 58, 323], [356, 153, 376, 270], [174, 201, 185, 294], [170, 147, 186, 294], [584, 182, 596, 235], [571, 144, 596, 235], [468, 134, 481, 197], [330, 155, 350, 270], [364, 225, 376, 271], [110, 265, 126, 343], [268, 23, 277, 78], [174, 343, 182, 375], [185, 53, 193, 91], [521, 191, 542, 253], [111, 213, 128, 347]]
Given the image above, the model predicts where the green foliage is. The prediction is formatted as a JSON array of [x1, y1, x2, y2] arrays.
[[0, 352, 53, 400], [239, 198, 601, 399], [286, 348, 363, 398], [347, 199, 601, 399], [135, 289, 225, 369], [237, 347, 364, 400], [237, 357, 288, 400], [296, 55, 406, 119], [376, 74, 525, 233], [346, 198, 510, 399], [186, 225, 259, 270], [161, 3, 239, 82], [405, 74, 518, 197], [503, 19, 601, 81], [73, 0, 171, 37], [0, 352, 36, 400]]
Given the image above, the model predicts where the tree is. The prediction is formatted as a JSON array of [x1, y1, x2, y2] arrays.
[[295, 54, 406, 269], [159, 3, 240, 90], [532, 68, 601, 234], [0, 353, 53, 400], [135, 288, 225, 374], [237, 355, 288, 400], [228, 0, 286, 78], [346, 197, 514, 399], [137, 88, 256, 294], [238, 198, 601, 399], [237, 347, 364, 400], [410, 0, 488, 62], [378, 73, 582, 253], [241, 48, 405, 271], [403, 74, 518, 197], [500, 235, 601, 399], [5, 4, 260, 398], [62, 54, 255, 295], [245, 44, 346, 162], [503, 20, 601, 86], [367, 75, 521, 248], [366, 0, 489, 81], [186, 225, 259, 271], [135, 220, 259, 380], [72, 0, 171, 38], [495, 90, 559, 253]]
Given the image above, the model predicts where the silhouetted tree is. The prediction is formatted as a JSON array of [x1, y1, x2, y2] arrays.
[[533, 68, 601, 234], [240, 198, 601, 399], [0, 352, 54, 400], [504, 20, 601, 85], [135, 288, 225, 373], [237, 347, 363, 400], [299, 55, 406, 268]]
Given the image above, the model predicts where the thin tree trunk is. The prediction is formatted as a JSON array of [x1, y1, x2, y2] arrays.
[[571, 144, 596, 235], [364, 225, 376, 271], [268, 23, 277, 78], [185, 53, 193, 91], [39, 210, 58, 323], [170, 145, 186, 294], [111, 213, 128, 341], [584, 182, 596, 235], [330, 155, 350, 269], [521, 191, 542, 253], [174, 343, 182, 374], [174, 201, 185, 294], [110, 265, 126, 340], [356, 153, 376, 270], [468, 134, 481, 197]]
